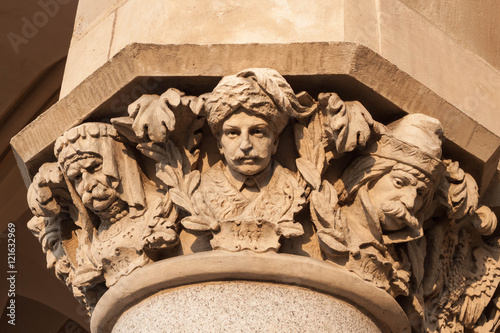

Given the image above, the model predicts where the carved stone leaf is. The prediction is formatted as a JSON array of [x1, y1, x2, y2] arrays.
[[181, 215, 212, 231], [294, 112, 326, 175], [309, 180, 338, 229], [296, 157, 321, 190], [471, 205, 497, 236], [184, 170, 201, 196], [192, 93, 209, 116], [137, 142, 169, 162], [156, 163, 180, 189], [318, 92, 374, 157], [127, 94, 176, 143], [278, 221, 304, 238], [142, 229, 178, 249], [317, 229, 349, 253], [170, 188, 195, 215], [438, 161, 479, 219], [163, 88, 182, 108], [111, 116, 142, 143], [164, 140, 183, 168]]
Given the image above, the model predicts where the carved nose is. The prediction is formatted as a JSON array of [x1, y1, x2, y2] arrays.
[[239, 135, 252, 152], [400, 187, 417, 211], [82, 171, 96, 191]]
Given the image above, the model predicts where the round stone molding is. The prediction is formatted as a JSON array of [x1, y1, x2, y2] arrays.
[[91, 252, 410, 333]]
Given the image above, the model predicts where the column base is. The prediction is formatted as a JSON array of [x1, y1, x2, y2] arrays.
[[91, 252, 410, 333]]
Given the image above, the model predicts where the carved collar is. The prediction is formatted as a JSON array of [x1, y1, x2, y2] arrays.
[[223, 160, 273, 192]]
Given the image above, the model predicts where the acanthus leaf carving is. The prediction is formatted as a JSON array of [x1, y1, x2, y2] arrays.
[[318, 92, 375, 159]]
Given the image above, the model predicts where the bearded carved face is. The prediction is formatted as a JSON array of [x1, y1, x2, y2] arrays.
[[65, 155, 119, 213], [218, 108, 279, 176], [367, 166, 429, 231]]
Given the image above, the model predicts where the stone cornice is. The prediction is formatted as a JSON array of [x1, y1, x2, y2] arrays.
[[11, 42, 500, 191]]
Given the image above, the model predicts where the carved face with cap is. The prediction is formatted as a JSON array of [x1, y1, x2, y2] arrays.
[[339, 114, 444, 237], [206, 68, 315, 176]]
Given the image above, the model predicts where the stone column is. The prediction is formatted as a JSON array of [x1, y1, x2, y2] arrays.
[[12, 1, 500, 332]]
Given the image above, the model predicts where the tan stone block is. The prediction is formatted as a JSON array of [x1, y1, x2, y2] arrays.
[[465, 125, 500, 193], [60, 13, 115, 97], [109, 0, 345, 58], [344, 0, 380, 53], [377, 0, 500, 137], [72, 0, 128, 40], [398, 0, 500, 70]]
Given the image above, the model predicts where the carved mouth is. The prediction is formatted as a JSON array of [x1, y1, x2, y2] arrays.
[[240, 158, 257, 164], [90, 197, 116, 211], [236, 157, 259, 165]]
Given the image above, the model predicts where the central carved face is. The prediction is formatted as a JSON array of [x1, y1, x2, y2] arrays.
[[66, 156, 119, 212], [368, 167, 428, 231], [219, 108, 279, 176]]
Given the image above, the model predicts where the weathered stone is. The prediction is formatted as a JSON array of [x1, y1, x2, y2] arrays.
[[24, 68, 500, 332], [91, 252, 410, 333], [113, 282, 382, 333], [12, 43, 500, 193], [61, 13, 115, 98]]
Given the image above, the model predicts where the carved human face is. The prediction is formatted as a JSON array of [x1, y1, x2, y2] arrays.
[[219, 109, 279, 176], [368, 167, 429, 231], [44, 232, 64, 269], [66, 156, 119, 212]]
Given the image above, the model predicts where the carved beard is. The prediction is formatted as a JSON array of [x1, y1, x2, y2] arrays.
[[95, 199, 128, 224], [380, 201, 420, 230]]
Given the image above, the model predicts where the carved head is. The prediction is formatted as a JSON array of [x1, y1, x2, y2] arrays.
[[339, 114, 445, 237], [54, 123, 146, 218], [66, 153, 119, 212], [368, 162, 430, 231], [217, 108, 278, 176], [28, 216, 65, 269], [205, 68, 314, 175]]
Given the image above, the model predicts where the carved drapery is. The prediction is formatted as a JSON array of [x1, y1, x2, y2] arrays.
[[27, 68, 499, 332]]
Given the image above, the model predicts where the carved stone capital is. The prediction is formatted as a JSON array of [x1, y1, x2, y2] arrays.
[[25, 68, 500, 332]]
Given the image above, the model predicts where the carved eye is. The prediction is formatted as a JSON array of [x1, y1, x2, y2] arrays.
[[225, 129, 239, 138], [71, 173, 82, 182], [393, 178, 405, 188], [417, 188, 425, 197], [251, 128, 262, 136], [86, 164, 100, 174]]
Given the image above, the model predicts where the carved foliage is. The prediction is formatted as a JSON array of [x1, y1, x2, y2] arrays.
[[25, 69, 499, 332]]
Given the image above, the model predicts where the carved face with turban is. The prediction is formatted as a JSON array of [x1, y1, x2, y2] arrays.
[[55, 123, 146, 219], [205, 68, 315, 176], [338, 114, 445, 242]]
